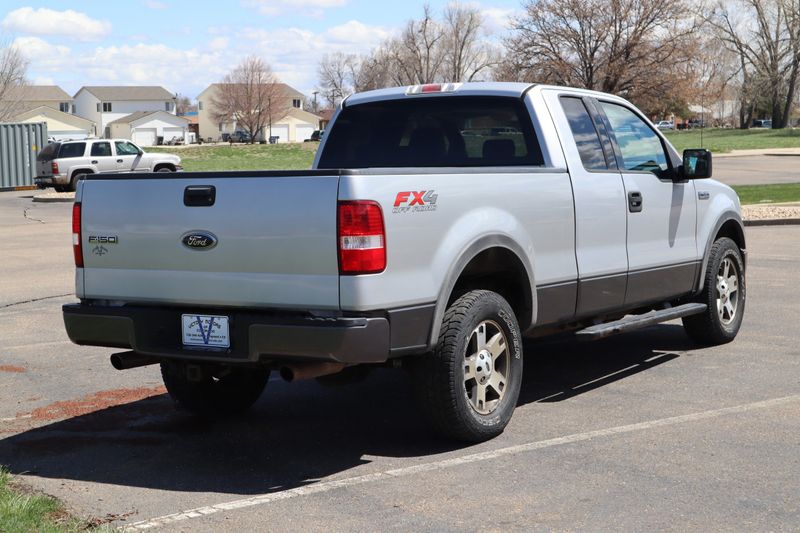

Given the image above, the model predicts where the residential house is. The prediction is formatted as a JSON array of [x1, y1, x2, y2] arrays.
[[197, 83, 319, 143], [74, 86, 177, 138], [106, 111, 190, 146], [14, 106, 96, 140], [1, 85, 96, 139], [318, 109, 335, 131]]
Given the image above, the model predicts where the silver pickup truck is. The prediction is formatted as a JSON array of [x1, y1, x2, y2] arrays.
[[63, 83, 746, 442]]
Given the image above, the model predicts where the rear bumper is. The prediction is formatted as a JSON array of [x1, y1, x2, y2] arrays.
[[35, 174, 67, 186], [63, 302, 434, 365]]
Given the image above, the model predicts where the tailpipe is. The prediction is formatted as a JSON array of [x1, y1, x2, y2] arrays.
[[110, 351, 158, 371], [279, 362, 347, 383]]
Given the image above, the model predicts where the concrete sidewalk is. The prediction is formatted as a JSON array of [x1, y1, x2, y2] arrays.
[[714, 147, 800, 158]]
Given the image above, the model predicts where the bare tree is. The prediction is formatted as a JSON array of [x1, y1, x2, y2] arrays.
[[317, 52, 358, 108], [501, 0, 701, 115], [441, 3, 496, 82], [175, 94, 193, 115], [710, 0, 800, 128], [390, 5, 446, 84], [211, 56, 290, 143], [0, 42, 28, 121]]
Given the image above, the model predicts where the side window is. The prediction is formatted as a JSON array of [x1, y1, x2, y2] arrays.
[[57, 143, 86, 158], [560, 96, 607, 171], [115, 141, 139, 155], [91, 142, 112, 157], [600, 102, 668, 174]]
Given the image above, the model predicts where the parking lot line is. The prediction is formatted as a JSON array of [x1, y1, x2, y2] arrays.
[[123, 394, 800, 531]]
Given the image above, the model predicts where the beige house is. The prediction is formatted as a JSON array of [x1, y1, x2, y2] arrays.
[[197, 83, 319, 143], [1, 85, 75, 114], [13, 106, 96, 140]]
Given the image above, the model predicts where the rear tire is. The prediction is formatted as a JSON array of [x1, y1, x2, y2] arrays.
[[682, 237, 746, 345], [412, 290, 523, 442], [67, 172, 87, 192], [160, 362, 269, 415]]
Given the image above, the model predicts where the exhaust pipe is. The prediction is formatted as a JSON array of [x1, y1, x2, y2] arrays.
[[110, 351, 158, 371], [279, 362, 347, 383]]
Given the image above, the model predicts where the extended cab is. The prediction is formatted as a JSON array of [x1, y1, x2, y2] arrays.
[[36, 138, 182, 192], [63, 83, 746, 442]]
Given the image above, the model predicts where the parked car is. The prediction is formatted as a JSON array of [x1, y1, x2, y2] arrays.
[[752, 119, 772, 128], [229, 131, 252, 143], [656, 120, 674, 130], [35, 139, 182, 192], [305, 130, 324, 142], [64, 82, 745, 442]]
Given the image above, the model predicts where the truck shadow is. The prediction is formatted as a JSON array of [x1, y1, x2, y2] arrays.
[[0, 324, 692, 496]]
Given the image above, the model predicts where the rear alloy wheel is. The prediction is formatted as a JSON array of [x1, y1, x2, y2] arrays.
[[412, 290, 523, 442], [160, 362, 270, 415], [683, 237, 746, 345]]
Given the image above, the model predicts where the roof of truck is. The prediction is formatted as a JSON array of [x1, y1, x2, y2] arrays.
[[344, 82, 536, 107]]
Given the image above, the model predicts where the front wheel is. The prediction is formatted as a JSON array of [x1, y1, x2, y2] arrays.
[[412, 290, 523, 442], [160, 362, 270, 415], [683, 237, 746, 345]]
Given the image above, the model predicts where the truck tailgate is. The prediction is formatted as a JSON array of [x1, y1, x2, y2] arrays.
[[79, 174, 340, 309]]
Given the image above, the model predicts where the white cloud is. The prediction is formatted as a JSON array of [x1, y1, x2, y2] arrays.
[[209, 37, 229, 51], [242, 0, 347, 17], [479, 6, 517, 34], [1, 7, 111, 41], [12, 36, 71, 69], [144, 0, 168, 9], [33, 76, 55, 85], [238, 20, 390, 93]]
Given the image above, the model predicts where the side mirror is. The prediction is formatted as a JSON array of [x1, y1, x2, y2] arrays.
[[682, 149, 712, 179]]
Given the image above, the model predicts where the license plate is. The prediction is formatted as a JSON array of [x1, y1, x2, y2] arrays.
[[182, 314, 230, 348]]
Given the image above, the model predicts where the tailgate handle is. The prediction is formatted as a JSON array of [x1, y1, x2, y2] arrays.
[[184, 185, 216, 207]]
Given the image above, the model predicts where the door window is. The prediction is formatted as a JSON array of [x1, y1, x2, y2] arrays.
[[115, 141, 140, 155], [560, 97, 607, 171], [600, 102, 668, 175], [91, 142, 112, 157]]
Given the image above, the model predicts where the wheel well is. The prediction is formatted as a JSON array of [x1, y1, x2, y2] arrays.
[[715, 219, 746, 260], [154, 163, 175, 171], [449, 247, 532, 328], [70, 169, 93, 180]]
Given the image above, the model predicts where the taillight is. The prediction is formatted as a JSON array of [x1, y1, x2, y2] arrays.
[[51, 161, 59, 174], [72, 203, 83, 267], [338, 200, 386, 274]]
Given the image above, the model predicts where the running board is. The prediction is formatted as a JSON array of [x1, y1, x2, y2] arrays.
[[575, 303, 707, 341]]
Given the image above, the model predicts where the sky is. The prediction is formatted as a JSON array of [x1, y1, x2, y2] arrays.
[[0, 0, 520, 101]]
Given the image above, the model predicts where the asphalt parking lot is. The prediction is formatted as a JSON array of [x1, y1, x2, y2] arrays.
[[0, 189, 798, 531]]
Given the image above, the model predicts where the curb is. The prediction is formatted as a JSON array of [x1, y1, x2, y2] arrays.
[[32, 195, 75, 203], [0, 185, 38, 192], [744, 218, 800, 226]]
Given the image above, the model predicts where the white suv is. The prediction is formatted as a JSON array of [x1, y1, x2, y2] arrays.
[[36, 138, 183, 192]]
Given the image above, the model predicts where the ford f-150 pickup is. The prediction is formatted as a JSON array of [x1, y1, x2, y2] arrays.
[[63, 83, 746, 442]]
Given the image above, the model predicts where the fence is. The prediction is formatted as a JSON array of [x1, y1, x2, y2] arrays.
[[0, 122, 48, 190]]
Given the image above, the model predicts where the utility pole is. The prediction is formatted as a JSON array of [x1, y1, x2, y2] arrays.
[[312, 91, 319, 113]]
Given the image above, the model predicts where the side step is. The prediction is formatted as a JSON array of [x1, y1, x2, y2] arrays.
[[575, 303, 707, 341]]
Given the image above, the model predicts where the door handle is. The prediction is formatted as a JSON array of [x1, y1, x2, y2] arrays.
[[628, 191, 643, 212], [184, 185, 216, 207], [116, 159, 123, 163], [91, 160, 98, 164]]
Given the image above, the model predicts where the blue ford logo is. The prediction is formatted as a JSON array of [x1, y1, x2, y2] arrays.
[[181, 231, 218, 250]]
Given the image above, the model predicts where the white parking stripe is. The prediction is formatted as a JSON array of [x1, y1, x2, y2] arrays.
[[0, 414, 32, 422], [124, 394, 800, 531]]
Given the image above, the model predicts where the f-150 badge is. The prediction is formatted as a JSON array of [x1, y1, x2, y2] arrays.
[[393, 190, 438, 213]]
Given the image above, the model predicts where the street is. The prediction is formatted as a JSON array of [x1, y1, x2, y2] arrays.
[[0, 180, 798, 531]]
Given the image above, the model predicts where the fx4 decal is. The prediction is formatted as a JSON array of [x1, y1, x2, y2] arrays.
[[393, 190, 438, 213]]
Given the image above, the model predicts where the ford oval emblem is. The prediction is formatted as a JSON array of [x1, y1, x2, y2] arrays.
[[181, 231, 218, 251]]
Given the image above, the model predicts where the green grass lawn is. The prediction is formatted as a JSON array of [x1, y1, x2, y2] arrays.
[[664, 128, 800, 153], [149, 142, 318, 171], [732, 183, 800, 205], [0, 468, 88, 532]]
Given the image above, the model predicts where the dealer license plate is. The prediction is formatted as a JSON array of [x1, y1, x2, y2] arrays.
[[182, 314, 230, 348]]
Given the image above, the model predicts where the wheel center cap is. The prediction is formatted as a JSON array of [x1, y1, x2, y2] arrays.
[[476, 350, 492, 384]]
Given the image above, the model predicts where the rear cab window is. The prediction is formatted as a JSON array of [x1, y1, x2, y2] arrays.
[[57, 143, 86, 158], [318, 96, 544, 168]]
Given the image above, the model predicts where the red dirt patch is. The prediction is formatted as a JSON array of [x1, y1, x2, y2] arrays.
[[24, 386, 166, 421], [0, 365, 26, 373]]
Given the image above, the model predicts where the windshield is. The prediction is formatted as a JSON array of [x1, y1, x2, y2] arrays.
[[318, 96, 544, 168]]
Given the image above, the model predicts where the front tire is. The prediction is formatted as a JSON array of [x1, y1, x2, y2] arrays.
[[683, 237, 746, 345], [412, 290, 523, 442], [160, 362, 270, 415]]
